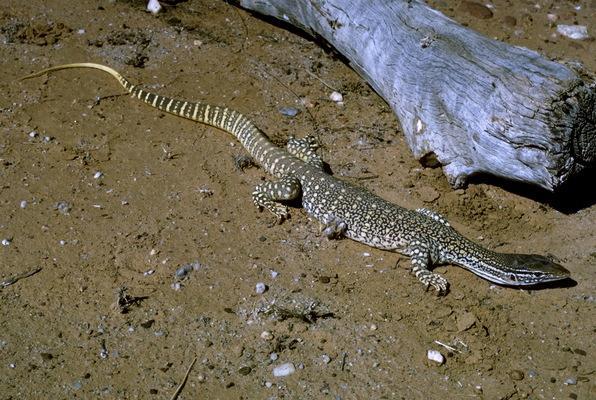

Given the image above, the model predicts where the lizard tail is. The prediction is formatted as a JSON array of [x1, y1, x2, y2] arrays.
[[21, 63, 283, 173]]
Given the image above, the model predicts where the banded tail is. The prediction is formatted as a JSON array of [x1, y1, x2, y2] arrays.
[[21, 62, 287, 176]]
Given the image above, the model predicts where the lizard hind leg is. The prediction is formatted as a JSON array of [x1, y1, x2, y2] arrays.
[[252, 175, 302, 222], [286, 136, 324, 169], [409, 241, 449, 295]]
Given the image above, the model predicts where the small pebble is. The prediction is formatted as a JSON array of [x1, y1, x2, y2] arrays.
[[272, 362, 296, 377], [265, 381, 273, 388], [143, 269, 155, 276], [321, 354, 331, 364], [99, 348, 108, 359], [509, 370, 524, 381], [28, 130, 38, 138], [71, 379, 83, 390], [279, 107, 300, 117], [59, 240, 66, 246], [1, 238, 11, 246], [20, 200, 28, 209], [564, 377, 577, 385], [557, 25, 589, 40], [427, 349, 445, 364], [528, 369, 538, 378], [238, 366, 251, 376], [171, 282, 182, 291], [260, 331, 274, 341], [93, 171, 103, 179], [255, 282, 267, 294], [329, 91, 343, 103], [147, 0, 161, 14], [270, 270, 279, 279], [175, 262, 200, 279], [370, 324, 378, 331], [149, 248, 158, 256], [55, 201, 72, 215], [270, 352, 278, 361], [8, 363, 16, 368]]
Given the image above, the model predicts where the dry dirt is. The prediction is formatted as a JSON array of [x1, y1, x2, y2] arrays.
[[0, 1, 594, 399]]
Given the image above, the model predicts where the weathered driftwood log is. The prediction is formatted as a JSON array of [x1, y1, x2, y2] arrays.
[[235, 0, 595, 192]]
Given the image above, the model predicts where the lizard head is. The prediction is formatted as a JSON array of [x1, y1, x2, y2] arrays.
[[491, 253, 571, 286]]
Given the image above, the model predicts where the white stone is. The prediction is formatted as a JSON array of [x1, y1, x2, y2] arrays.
[[427, 349, 445, 364], [557, 25, 589, 40], [272, 362, 296, 377], [329, 91, 343, 103], [255, 282, 267, 294], [147, 0, 161, 14]]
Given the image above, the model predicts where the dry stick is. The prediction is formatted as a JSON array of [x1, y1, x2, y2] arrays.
[[304, 68, 339, 92], [0, 267, 42, 289], [169, 357, 197, 400]]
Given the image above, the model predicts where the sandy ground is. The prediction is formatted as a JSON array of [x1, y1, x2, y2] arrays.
[[0, 0, 594, 399]]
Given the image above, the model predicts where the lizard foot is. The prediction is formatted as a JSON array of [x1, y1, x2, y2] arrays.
[[321, 217, 347, 239], [415, 269, 449, 295]]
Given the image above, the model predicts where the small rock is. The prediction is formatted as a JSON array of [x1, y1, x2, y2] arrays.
[[509, 369, 524, 381], [260, 331, 274, 341], [93, 171, 103, 179], [557, 25, 589, 40], [265, 381, 273, 388], [321, 354, 331, 364], [460, 1, 493, 19], [329, 91, 343, 103], [564, 377, 577, 385], [270, 270, 279, 279], [255, 282, 267, 294], [457, 311, 477, 331], [55, 201, 72, 215], [273, 362, 296, 377], [147, 0, 161, 14], [270, 352, 278, 361], [427, 349, 444, 365], [370, 324, 378, 331], [527, 369, 538, 378], [238, 366, 251, 376], [29, 130, 38, 138], [20, 200, 28, 209], [279, 107, 300, 117], [1, 238, 11, 246]]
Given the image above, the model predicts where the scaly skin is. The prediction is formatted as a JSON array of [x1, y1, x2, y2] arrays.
[[21, 63, 571, 294]]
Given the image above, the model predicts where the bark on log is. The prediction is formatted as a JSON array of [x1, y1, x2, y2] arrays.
[[235, 0, 595, 192]]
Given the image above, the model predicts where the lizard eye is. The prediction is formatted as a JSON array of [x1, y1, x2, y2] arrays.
[[509, 274, 517, 282]]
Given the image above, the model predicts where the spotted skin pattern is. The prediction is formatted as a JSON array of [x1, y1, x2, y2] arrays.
[[21, 63, 571, 294]]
